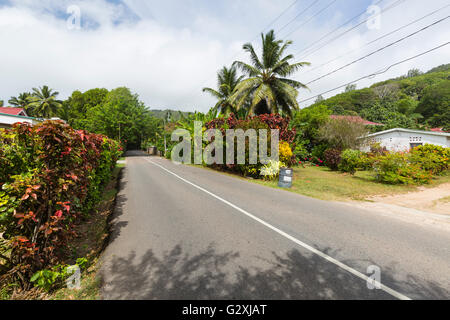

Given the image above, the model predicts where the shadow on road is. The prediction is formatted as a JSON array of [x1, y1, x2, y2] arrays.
[[105, 165, 129, 245], [100, 243, 448, 300]]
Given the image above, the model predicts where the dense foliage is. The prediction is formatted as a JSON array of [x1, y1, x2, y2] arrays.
[[334, 144, 449, 185], [61, 87, 162, 150], [308, 64, 450, 131], [7, 87, 162, 151], [0, 121, 121, 286]]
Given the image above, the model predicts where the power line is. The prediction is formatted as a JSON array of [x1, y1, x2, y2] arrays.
[[250, 0, 326, 56], [291, 0, 386, 58], [298, 41, 450, 104], [276, 0, 321, 35], [305, 16, 450, 85], [251, 0, 302, 37], [280, 0, 339, 40], [302, 3, 450, 76], [296, 0, 405, 59], [198, 0, 300, 89]]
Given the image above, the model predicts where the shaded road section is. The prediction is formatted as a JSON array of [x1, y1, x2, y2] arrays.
[[100, 151, 450, 299]]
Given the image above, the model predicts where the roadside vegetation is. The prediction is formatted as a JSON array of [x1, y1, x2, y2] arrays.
[[0, 121, 122, 299], [8, 87, 163, 150], [254, 164, 450, 201], [157, 30, 449, 189]]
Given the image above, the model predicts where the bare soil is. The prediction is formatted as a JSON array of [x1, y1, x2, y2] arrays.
[[365, 183, 450, 215]]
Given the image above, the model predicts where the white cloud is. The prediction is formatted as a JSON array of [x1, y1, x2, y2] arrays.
[[0, 0, 449, 112]]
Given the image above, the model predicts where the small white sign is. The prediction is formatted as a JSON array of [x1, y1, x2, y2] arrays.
[[284, 176, 292, 182], [285, 170, 292, 175]]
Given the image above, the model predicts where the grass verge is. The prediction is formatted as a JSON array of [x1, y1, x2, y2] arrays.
[[254, 166, 450, 201], [192, 164, 450, 201]]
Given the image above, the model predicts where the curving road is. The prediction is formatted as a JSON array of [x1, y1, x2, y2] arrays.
[[100, 151, 450, 300]]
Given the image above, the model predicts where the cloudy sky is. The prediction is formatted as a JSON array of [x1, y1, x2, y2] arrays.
[[0, 0, 449, 112]]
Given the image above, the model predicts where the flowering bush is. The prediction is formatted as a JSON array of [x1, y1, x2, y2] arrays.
[[260, 160, 285, 181], [279, 141, 293, 165], [0, 121, 121, 286], [204, 114, 296, 179], [409, 144, 449, 175]]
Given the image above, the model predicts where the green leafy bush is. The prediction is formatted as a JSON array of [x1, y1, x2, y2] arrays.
[[323, 148, 342, 170], [30, 257, 88, 292], [339, 149, 362, 174], [409, 144, 449, 175], [373, 152, 432, 185]]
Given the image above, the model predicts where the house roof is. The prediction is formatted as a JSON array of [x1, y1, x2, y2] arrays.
[[366, 128, 450, 138], [330, 115, 383, 126], [430, 127, 448, 133], [0, 107, 27, 116]]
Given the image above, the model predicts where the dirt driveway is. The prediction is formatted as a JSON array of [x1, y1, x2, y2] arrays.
[[365, 183, 450, 215]]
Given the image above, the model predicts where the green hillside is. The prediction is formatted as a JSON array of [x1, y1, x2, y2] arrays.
[[149, 109, 193, 121], [308, 63, 450, 131]]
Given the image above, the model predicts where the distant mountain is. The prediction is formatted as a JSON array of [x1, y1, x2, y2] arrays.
[[149, 109, 193, 121], [307, 64, 450, 131]]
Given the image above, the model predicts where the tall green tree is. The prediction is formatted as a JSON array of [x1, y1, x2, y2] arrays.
[[8, 92, 31, 109], [61, 88, 109, 127], [84, 87, 160, 149], [202, 65, 244, 115], [231, 30, 310, 116], [26, 86, 62, 118], [416, 81, 450, 130]]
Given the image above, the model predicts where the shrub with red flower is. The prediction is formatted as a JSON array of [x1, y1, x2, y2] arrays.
[[0, 121, 121, 286], [204, 114, 297, 176]]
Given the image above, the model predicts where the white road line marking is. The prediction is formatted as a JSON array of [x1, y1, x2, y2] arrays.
[[146, 158, 412, 300]]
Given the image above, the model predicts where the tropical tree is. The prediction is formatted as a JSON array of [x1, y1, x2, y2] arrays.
[[202, 65, 244, 115], [26, 86, 62, 118], [231, 30, 310, 116], [8, 92, 31, 108]]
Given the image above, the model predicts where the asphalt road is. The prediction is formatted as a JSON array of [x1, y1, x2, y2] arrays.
[[100, 151, 450, 300]]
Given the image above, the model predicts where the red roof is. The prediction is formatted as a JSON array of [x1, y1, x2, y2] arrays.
[[0, 107, 27, 116], [330, 115, 383, 126], [430, 128, 448, 133]]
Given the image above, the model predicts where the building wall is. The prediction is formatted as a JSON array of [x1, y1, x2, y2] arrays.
[[362, 130, 450, 152], [0, 114, 34, 127]]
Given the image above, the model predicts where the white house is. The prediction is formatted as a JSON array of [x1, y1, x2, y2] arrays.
[[0, 107, 54, 128], [362, 128, 450, 152]]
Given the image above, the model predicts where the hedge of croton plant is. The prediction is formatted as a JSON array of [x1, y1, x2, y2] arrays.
[[0, 121, 121, 285]]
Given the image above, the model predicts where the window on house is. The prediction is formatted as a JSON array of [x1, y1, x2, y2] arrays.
[[410, 143, 422, 149]]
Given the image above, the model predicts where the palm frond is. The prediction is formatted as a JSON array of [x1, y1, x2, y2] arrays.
[[243, 43, 264, 70], [232, 61, 261, 77]]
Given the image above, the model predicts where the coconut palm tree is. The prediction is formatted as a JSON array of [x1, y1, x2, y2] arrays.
[[26, 86, 62, 118], [231, 30, 310, 116], [8, 92, 31, 108], [202, 65, 244, 115]]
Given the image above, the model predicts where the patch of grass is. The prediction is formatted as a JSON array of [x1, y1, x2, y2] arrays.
[[437, 195, 450, 203], [50, 259, 102, 300], [251, 166, 450, 201]]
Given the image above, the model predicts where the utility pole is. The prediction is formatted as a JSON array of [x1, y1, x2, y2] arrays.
[[164, 111, 172, 157]]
